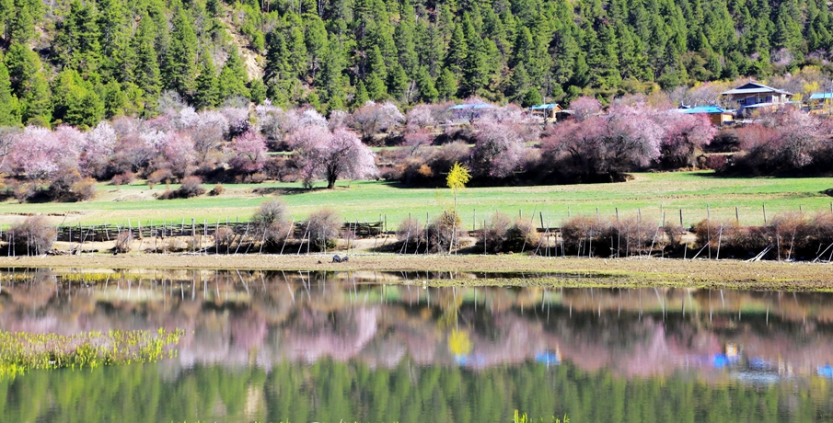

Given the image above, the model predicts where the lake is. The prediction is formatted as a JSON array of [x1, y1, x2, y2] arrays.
[[1, 268, 833, 422]]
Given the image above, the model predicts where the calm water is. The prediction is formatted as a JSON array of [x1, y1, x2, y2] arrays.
[[2, 269, 833, 422]]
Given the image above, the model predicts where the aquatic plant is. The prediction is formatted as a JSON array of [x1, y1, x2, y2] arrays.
[[0, 328, 184, 379], [513, 410, 569, 423]]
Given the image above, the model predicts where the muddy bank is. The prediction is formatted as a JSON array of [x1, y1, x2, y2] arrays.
[[1, 254, 832, 288]]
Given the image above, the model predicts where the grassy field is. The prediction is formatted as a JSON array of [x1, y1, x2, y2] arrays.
[[1, 171, 832, 228]]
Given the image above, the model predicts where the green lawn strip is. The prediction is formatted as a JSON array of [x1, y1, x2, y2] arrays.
[[1, 172, 832, 227]]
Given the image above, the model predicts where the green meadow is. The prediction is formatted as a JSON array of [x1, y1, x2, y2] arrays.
[[1, 171, 832, 228]]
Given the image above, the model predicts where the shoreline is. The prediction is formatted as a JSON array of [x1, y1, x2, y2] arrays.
[[1, 254, 832, 289]]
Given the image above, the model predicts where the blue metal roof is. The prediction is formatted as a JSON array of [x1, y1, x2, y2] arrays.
[[449, 103, 495, 110], [676, 106, 729, 114], [810, 93, 833, 100], [529, 103, 560, 110]]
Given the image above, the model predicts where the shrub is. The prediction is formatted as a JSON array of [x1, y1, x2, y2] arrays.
[[11, 181, 35, 203], [158, 176, 205, 199], [7, 216, 57, 255], [252, 200, 293, 245], [249, 172, 267, 183], [209, 184, 225, 196], [114, 231, 132, 253], [110, 172, 136, 186], [427, 210, 466, 253], [178, 176, 206, 198], [560, 216, 607, 255], [504, 217, 541, 253], [704, 155, 728, 171], [481, 212, 512, 253], [396, 217, 425, 251], [305, 208, 342, 252], [214, 227, 235, 252], [147, 168, 174, 185], [70, 178, 97, 201]]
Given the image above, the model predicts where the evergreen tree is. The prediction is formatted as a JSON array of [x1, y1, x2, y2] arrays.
[[0, 59, 22, 127], [193, 51, 220, 110], [437, 67, 457, 100], [394, 0, 418, 77], [132, 15, 162, 101], [97, 0, 135, 83], [10, 0, 35, 45], [445, 23, 467, 77], [415, 66, 438, 103], [305, 14, 329, 80], [54, 0, 101, 77], [461, 14, 489, 97], [103, 80, 127, 119], [354, 81, 370, 107], [218, 46, 250, 101], [249, 79, 267, 105], [5, 43, 51, 125], [317, 38, 347, 110], [387, 63, 409, 100], [163, 7, 198, 97]]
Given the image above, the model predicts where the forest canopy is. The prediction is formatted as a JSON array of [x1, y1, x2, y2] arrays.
[[1, 0, 833, 126]]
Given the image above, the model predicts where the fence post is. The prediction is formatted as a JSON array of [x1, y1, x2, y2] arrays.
[[735, 207, 740, 225], [763, 204, 767, 225], [679, 209, 683, 227]]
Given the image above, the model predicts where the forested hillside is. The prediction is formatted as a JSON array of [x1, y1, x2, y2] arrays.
[[0, 0, 831, 127]]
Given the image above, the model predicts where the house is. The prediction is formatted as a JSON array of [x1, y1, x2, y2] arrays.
[[448, 103, 496, 122], [808, 93, 833, 113], [675, 105, 734, 126], [720, 82, 794, 115], [529, 103, 563, 122]]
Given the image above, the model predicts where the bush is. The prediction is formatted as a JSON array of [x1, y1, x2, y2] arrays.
[[114, 231, 132, 253], [147, 168, 174, 185], [427, 210, 466, 253], [209, 184, 225, 196], [305, 208, 342, 252], [249, 172, 267, 183], [481, 212, 511, 253], [178, 176, 206, 198], [70, 178, 97, 201], [252, 200, 293, 246], [214, 227, 235, 252], [110, 172, 136, 186], [11, 181, 35, 203], [7, 216, 57, 255], [157, 176, 205, 199], [396, 217, 425, 251], [504, 217, 541, 253]]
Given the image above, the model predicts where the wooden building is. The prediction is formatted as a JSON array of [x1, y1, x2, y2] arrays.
[[721, 82, 793, 115], [675, 106, 734, 126]]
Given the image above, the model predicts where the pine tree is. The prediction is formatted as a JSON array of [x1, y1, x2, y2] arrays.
[[387, 63, 409, 100], [97, 0, 135, 83], [0, 59, 22, 127], [10, 0, 35, 45], [445, 23, 467, 77], [5, 43, 51, 125], [132, 14, 162, 101], [317, 38, 347, 110], [218, 45, 250, 102], [461, 14, 489, 97], [353, 80, 370, 107], [415, 66, 438, 103], [366, 71, 387, 100], [249, 79, 267, 105], [163, 7, 198, 97], [305, 14, 328, 80], [22, 70, 51, 126], [437, 67, 457, 100], [54, 1, 101, 77], [103, 80, 127, 119], [394, 0, 418, 77], [193, 51, 220, 110]]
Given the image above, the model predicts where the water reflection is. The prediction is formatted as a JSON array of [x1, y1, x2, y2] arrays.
[[2, 269, 833, 422]]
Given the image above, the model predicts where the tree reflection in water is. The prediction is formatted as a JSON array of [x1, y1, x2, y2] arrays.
[[1, 269, 833, 422]]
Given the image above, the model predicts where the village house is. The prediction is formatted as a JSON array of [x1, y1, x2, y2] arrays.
[[720, 82, 794, 115], [675, 105, 734, 126]]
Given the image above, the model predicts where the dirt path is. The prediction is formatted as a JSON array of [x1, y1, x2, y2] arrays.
[[2, 254, 832, 288]]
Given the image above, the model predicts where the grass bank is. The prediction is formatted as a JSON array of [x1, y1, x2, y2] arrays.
[[2, 171, 832, 228], [2, 254, 832, 289]]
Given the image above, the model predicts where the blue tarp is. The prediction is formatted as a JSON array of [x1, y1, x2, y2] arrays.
[[676, 106, 728, 114], [809, 93, 833, 100], [529, 103, 560, 110]]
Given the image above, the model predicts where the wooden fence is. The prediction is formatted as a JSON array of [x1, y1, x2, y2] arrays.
[[45, 220, 385, 243]]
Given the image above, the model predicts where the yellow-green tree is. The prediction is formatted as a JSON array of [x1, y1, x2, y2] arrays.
[[446, 161, 470, 212]]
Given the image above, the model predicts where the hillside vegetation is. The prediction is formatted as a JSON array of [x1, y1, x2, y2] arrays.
[[1, 0, 833, 126]]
